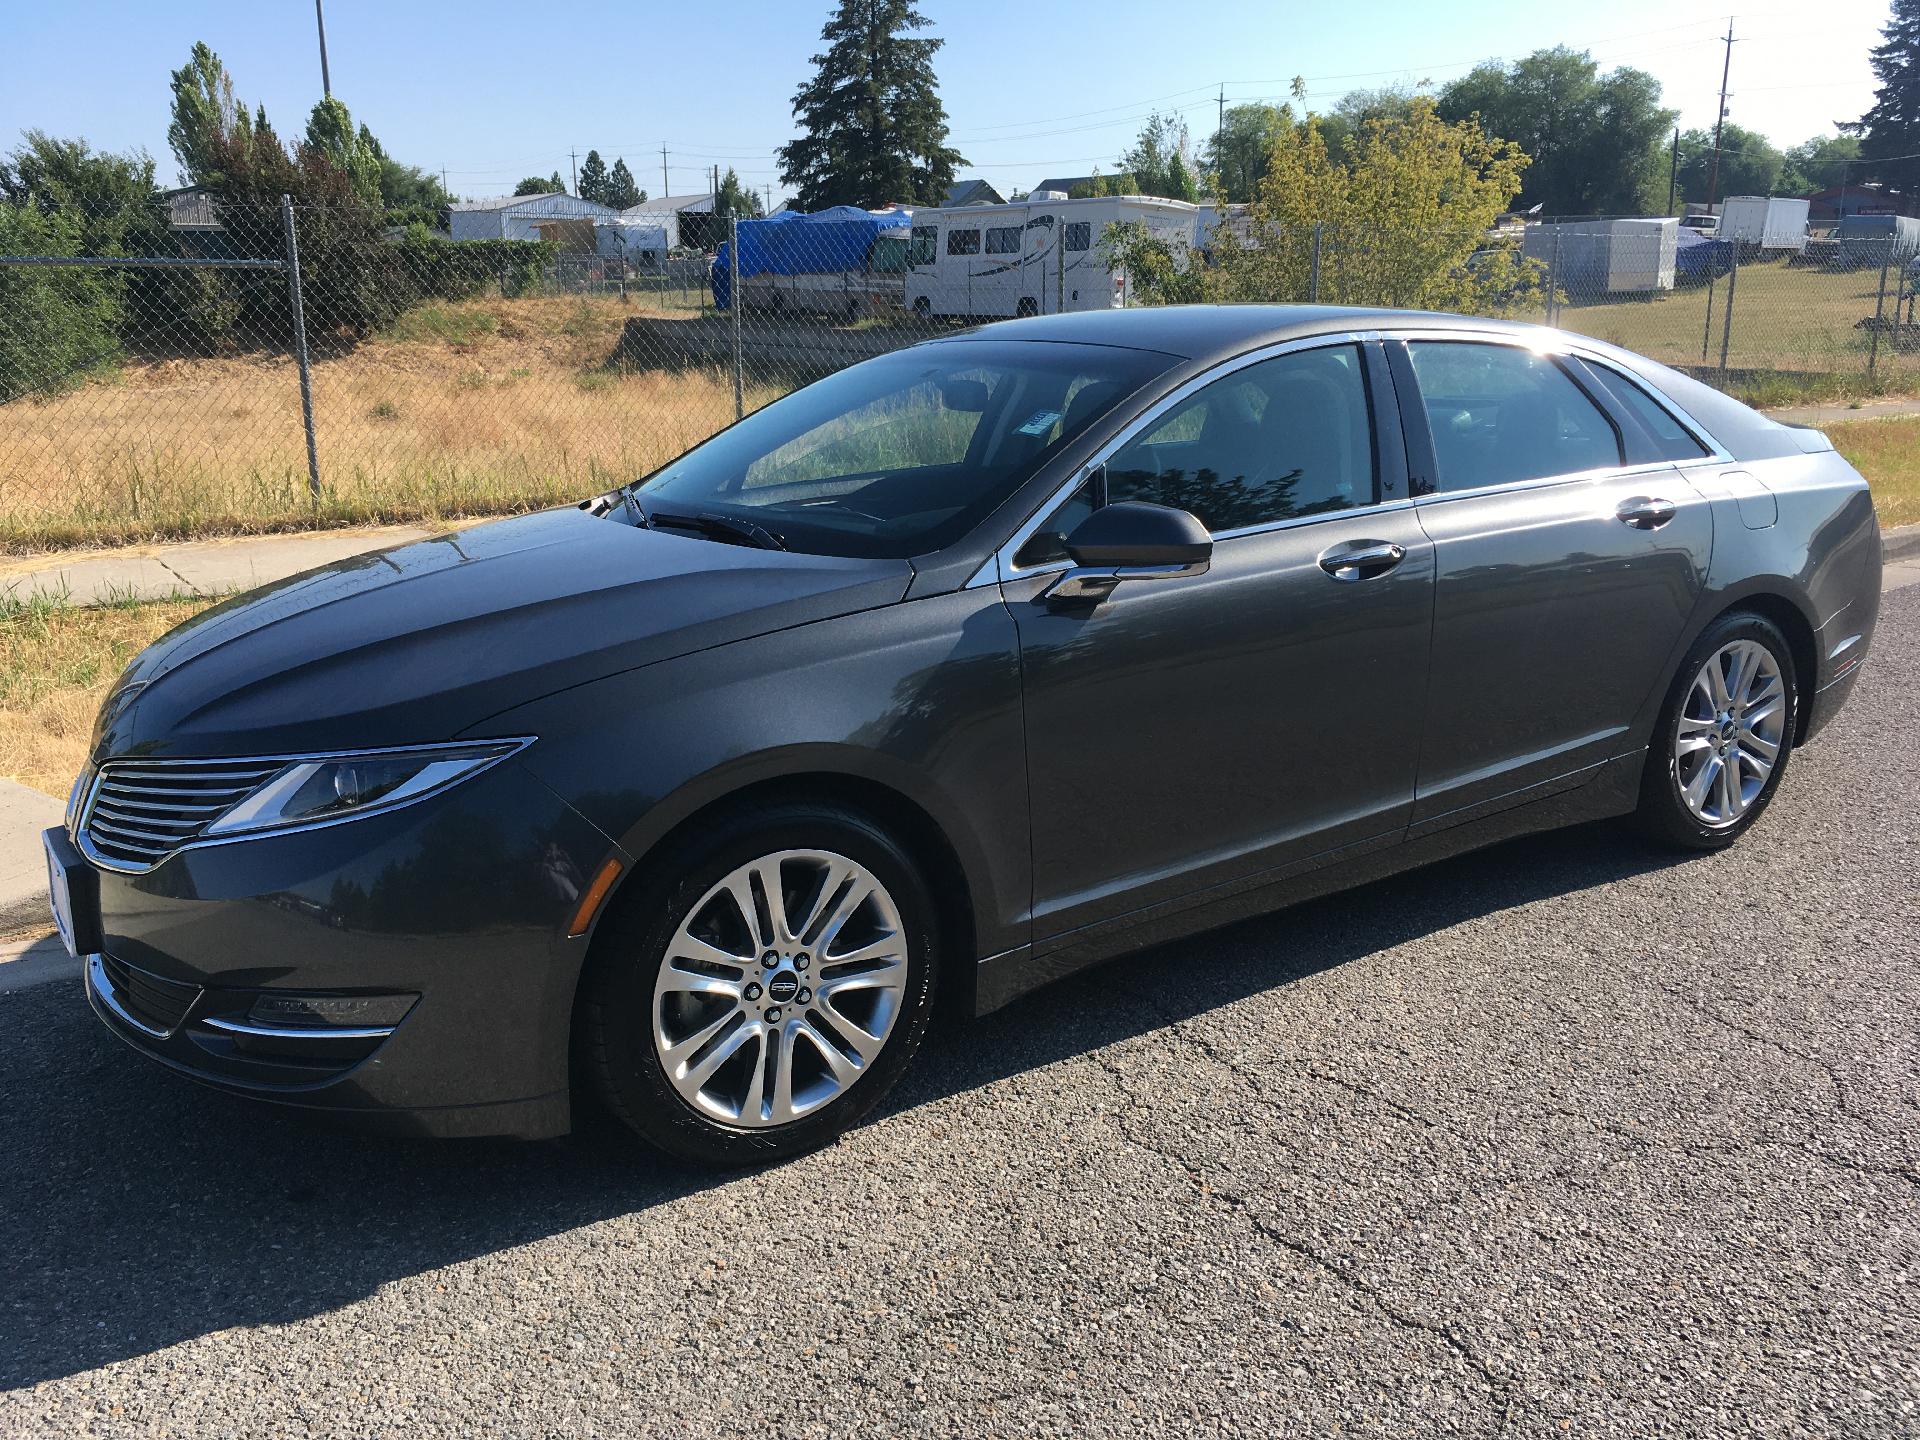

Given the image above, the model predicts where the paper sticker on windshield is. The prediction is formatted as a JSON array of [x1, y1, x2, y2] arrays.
[[1017, 410, 1062, 436]]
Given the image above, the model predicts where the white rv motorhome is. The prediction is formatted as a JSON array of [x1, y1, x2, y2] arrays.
[[906, 195, 1198, 319]]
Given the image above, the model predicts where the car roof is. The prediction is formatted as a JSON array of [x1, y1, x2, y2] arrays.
[[939, 304, 1550, 364]]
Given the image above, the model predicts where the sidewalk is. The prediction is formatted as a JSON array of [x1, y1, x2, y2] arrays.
[[0, 524, 433, 607], [1766, 395, 1920, 428], [0, 779, 61, 937]]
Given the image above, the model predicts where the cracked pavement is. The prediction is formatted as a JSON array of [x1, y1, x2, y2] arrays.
[[3, 587, 1916, 1437]]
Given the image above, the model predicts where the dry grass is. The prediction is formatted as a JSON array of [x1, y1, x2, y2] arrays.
[[1539, 260, 1920, 398], [0, 593, 214, 796], [1826, 415, 1920, 529], [0, 293, 786, 554]]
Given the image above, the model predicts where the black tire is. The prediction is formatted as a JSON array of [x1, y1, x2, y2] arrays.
[[1015, 297, 1039, 318], [912, 295, 931, 318], [1635, 610, 1798, 851], [580, 802, 940, 1166]]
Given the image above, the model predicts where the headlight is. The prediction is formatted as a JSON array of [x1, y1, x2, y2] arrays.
[[202, 741, 530, 840]]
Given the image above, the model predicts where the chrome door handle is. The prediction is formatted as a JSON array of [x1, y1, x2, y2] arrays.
[[1616, 496, 1677, 530], [1318, 541, 1405, 582]]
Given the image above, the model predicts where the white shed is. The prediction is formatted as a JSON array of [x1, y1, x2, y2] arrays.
[[1524, 219, 1677, 295], [449, 193, 619, 243]]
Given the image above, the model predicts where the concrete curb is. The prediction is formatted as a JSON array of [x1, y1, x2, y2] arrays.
[[1884, 523, 1920, 565]]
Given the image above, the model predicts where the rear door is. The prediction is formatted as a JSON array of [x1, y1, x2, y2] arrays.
[[1388, 336, 1712, 828]]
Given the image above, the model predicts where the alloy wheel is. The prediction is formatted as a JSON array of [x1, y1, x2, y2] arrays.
[[651, 849, 908, 1128], [1672, 639, 1787, 828]]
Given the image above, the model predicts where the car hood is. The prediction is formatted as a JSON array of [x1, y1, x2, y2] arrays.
[[94, 508, 912, 760]]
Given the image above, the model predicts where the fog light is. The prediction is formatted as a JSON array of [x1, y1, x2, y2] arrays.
[[247, 993, 415, 1029]]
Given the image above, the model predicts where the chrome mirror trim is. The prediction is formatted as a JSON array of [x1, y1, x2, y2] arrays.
[[1042, 557, 1210, 603]]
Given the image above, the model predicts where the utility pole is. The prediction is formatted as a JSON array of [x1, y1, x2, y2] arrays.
[[1703, 17, 1737, 218], [314, 0, 332, 97], [1217, 84, 1225, 139], [1667, 128, 1679, 214], [661, 145, 670, 199], [569, 148, 579, 195]]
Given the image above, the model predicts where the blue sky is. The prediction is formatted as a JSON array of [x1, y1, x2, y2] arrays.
[[3, 0, 1891, 203]]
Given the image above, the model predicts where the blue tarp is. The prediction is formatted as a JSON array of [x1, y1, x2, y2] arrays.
[[711, 206, 911, 309], [1674, 226, 1733, 282]]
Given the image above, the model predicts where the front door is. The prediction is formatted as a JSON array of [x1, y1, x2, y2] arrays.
[[1007, 341, 1434, 943], [1390, 338, 1713, 826]]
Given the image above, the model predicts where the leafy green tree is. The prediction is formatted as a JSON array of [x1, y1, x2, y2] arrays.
[[1203, 104, 1292, 202], [304, 96, 382, 204], [577, 149, 610, 204], [716, 167, 763, 220], [357, 125, 450, 224], [0, 203, 124, 402], [1439, 48, 1674, 213], [606, 157, 643, 209], [513, 175, 553, 196], [167, 41, 251, 185], [1849, 0, 1920, 192], [1118, 112, 1198, 200], [1320, 85, 1424, 166], [779, 0, 966, 209], [1673, 124, 1784, 206], [1780, 134, 1862, 194]]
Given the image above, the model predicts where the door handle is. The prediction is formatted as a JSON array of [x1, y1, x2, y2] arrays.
[[1616, 496, 1677, 530], [1318, 541, 1405, 582]]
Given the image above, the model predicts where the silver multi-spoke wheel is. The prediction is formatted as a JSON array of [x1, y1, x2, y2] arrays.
[[652, 849, 908, 1129], [1673, 639, 1787, 828]]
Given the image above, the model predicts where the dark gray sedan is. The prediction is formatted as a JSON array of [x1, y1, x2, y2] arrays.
[[46, 306, 1881, 1165]]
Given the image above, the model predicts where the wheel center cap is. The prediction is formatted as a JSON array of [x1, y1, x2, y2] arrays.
[[766, 970, 799, 1005]]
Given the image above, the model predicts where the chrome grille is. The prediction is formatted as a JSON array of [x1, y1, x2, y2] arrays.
[[81, 758, 283, 870]]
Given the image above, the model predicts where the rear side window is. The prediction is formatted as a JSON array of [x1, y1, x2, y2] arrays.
[[946, 228, 981, 256], [985, 226, 1021, 255], [1585, 364, 1711, 461], [1406, 342, 1621, 492], [1064, 222, 1091, 252], [909, 225, 936, 265]]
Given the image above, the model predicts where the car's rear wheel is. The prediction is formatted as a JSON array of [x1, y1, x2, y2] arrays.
[[581, 804, 938, 1166], [1636, 611, 1798, 850]]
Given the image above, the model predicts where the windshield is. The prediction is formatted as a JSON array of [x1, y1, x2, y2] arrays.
[[635, 340, 1174, 558]]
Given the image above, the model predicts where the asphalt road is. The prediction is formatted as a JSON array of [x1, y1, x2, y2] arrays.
[[3, 589, 1916, 1439]]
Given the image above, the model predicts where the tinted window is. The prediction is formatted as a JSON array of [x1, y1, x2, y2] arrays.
[[1586, 364, 1710, 460], [985, 226, 1021, 255], [1407, 342, 1621, 491], [1064, 222, 1091, 252], [1104, 345, 1375, 532], [639, 340, 1172, 559], [908, 225, 936, 266], [946, 228, 981, 256]]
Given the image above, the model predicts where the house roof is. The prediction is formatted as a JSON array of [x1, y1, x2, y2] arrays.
[[450, 193, 617, 215], [1032, 177, 1096, 197], [944, 178, 1004, 207], [627, 194, 716, 214]]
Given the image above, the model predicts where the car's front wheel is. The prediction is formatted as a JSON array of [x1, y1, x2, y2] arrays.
[[1636, 611, 1798, 850], [581, 803, 939, 1165]]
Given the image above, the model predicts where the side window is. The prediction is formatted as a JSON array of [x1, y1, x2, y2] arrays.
[[985, 225, 1022, 255], [1064, 222, 1091, 252], [1585, 364, 1710, 461], [1103, 346, 1376, 533], [1406, 342, 1621, 491], [908, 225, 936, 266], [946, 228, 981, 256]]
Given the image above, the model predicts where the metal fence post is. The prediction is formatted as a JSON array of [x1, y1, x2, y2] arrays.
[[1309, 223, 1323, 304], [1869, 241, 1892, 379], [1717, 242, 1738, 379], [1545, 226, 1560, 327], [279, 194, 322, 501], [728, 214, 744, 421]]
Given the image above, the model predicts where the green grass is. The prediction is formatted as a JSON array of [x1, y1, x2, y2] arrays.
[[384, 304, 501, 346], [1826, 415, 1920, 529]]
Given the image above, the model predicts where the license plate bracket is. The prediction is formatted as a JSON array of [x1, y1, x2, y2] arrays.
[[43, 828, 102, 957]]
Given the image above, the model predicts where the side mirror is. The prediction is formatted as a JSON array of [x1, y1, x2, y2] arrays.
[[1047, 501, 1212, 603]]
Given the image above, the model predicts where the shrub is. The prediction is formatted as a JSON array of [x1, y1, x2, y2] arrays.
[[0, 203, 125, 403]]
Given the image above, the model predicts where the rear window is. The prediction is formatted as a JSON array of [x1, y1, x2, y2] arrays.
[[1586, 364, 1710, 461]]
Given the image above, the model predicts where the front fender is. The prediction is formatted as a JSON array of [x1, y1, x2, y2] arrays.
[[467, 589, 1031, 961]]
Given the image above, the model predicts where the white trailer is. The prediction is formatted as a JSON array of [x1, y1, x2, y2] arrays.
[[1524, 218, 1677, 295], [1718, 196, 1810, 255], [906, 195, 1198, 319]]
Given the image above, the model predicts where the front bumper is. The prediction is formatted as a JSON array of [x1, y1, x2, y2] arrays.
[[64, 759, 619, 1140]]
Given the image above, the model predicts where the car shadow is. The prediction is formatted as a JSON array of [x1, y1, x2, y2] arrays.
[[0, 821, 1688, 1388]]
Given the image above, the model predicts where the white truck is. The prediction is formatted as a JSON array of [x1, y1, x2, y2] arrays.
[[1718, 196, 1810, 256], [905, 194, 1198, 319]]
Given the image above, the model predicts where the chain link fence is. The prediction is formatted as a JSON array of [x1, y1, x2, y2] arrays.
[[3, 195, 1914, 553]]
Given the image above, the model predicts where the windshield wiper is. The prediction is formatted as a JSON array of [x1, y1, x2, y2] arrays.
[[646, 508, 788, 551]]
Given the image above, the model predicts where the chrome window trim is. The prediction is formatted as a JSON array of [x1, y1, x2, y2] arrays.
[[73, 737, 534, 875], [1566, 351, 1731, 464], [972, 329, 1390, 587]]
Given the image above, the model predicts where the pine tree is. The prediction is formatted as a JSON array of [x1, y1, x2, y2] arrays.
[[778, 0, 965, 210], [606, 157, 643, 209], [716, 167, 763, 220], [576, 149, 609, 204], [1853, 0, 1920, 193]]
